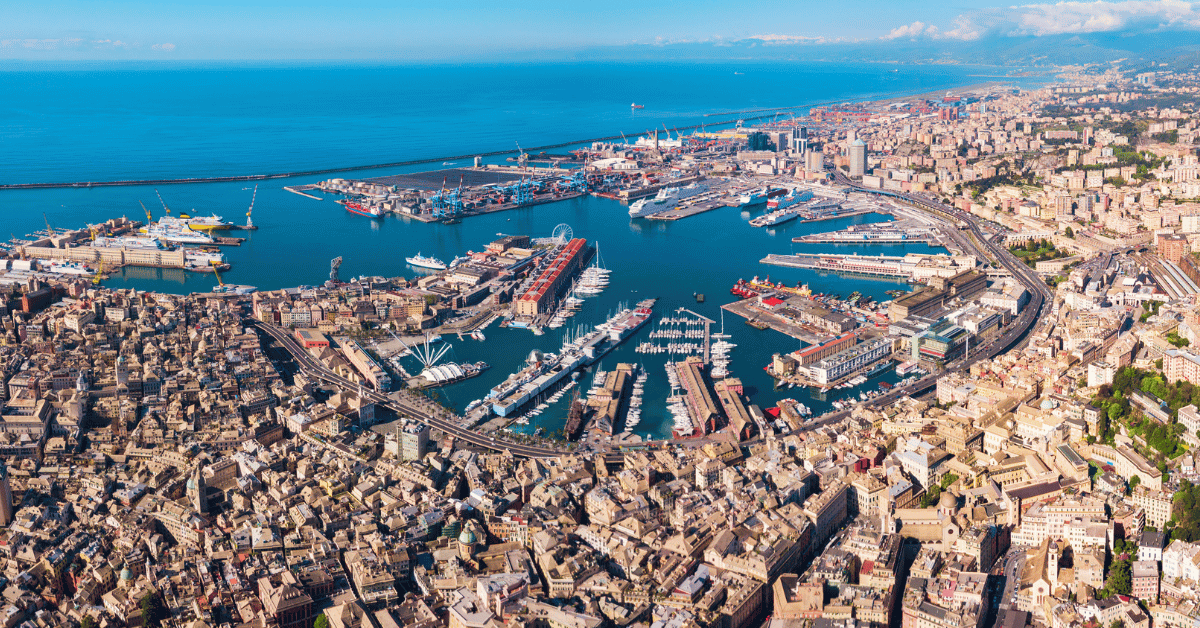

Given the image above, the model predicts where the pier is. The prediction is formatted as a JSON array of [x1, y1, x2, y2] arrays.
[[793, 219, 936, 244], [760, 251, 977, 281]]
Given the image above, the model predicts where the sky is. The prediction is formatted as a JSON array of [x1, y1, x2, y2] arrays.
[[5, 0, 1200, 60]]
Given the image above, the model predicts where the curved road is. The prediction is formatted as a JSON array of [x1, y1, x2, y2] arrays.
[[251, 320, 566, 458]]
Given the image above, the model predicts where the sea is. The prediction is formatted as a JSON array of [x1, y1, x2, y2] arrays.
[[0, 61, 1047, 440]]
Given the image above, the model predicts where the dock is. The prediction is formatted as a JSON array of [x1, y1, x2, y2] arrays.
[[721, 299, 832, 345], [759, 251, 976, 281], [793, 219, 936, 244]]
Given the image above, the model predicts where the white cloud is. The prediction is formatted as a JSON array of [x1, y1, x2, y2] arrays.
[[152, 43, 176, 52], [1008, 0, 1200, 36], [887, 0, 1200, 41], [881, 21, 939, 40], [940, 15, 987, 40], [92, 39, 131, 48], [750, 33, 832, 45]]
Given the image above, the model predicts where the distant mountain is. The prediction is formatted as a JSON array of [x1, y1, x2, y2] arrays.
[[551, 30, 1200, 69]]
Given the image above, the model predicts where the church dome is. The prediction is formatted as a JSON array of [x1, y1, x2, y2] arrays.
[[458, 528, 478, 545], [120, 564, 133, 581], [939, 491, 956, 510]]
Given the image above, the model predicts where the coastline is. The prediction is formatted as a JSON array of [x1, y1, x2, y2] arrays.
[[0, 79, 1038, 191]]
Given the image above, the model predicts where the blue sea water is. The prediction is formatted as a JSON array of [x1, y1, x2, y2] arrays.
[[0, 61, 1035, 440]]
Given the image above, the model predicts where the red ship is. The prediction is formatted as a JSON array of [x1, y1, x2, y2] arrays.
[[343, 201, 383, 218]]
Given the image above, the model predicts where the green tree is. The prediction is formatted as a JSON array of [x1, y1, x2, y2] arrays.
[[315, 614, 330, 628], [81, 616, 95, 628], [140, 593, 162, 628], [1065, 226, 1074, 238], [1107, 559, 1132, 596], [1130, 475, 1141, 491]]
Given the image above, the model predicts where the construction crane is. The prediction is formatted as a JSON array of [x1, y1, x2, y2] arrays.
[[43, 213, 53, 234], [92, 258, 103, 285], [620, 132, 629, 145], [155, 189, 172, 216], [140, 201, 153, 225]]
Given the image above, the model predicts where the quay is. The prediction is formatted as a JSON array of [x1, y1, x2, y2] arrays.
[[760, 252, 977, 281], [798, 206, 878, 222], [7, 218, 235, 276], [721, 298, 832, 345], [793, 219, 936, 244]]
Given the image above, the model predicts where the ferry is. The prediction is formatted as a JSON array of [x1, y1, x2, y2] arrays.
[[738, 187, 770, 206], [750, 208, 801, 228], [629, 182, 708, 218], [766, 189, 814, 210], [343, 201, 383, 218], [406, 253, 447, 270]]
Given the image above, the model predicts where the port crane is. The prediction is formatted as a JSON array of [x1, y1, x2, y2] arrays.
[[210, 260, 225, 288], [92, 258, 103, 285], [140, 201, 153, 225], [155, 189, 172, 216], [245, 185, 256, 228], [514, 141, 529, 170]]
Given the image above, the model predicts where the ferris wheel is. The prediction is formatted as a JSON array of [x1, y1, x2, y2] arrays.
[[551, 224, 573, 245]]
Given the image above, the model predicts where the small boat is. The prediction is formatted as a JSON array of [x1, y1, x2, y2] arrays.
[[631, 103, 645, 109]]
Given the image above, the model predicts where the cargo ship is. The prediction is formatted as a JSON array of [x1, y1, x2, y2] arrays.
[[488, 299, 656, 416], [406, 253, 447, 270], [341, 200, 383, 218]]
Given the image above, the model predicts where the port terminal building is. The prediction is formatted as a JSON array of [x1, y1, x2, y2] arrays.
[[514, 238, 591, 317]]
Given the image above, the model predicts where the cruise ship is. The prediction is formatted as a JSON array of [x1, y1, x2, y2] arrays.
[[628, 183, 708, 218], [488, 299, 656, 416], [628, 188, 677, 218], [406, 253, 447, 270], [178, 213, 235, 230], [145, 223, 215, 245]]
